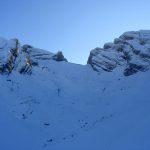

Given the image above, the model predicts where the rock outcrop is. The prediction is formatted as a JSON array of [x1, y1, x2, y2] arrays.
[[0, 38, 67, 75], [0, 38, 20, 74], [88, 30, 150, 76]]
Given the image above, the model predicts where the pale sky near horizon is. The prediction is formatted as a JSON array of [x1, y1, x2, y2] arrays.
[[0, 0, 150, 64]]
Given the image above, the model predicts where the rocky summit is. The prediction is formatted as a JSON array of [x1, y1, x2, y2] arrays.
[[88, 30, 150, 76], [0, 38, 67, 75], [1, 30, 150, 76]]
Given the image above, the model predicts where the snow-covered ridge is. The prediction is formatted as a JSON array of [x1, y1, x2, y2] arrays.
[[1, 30, 150, 76], [88, 30, 150, 76], [0, 38, 67, 74]]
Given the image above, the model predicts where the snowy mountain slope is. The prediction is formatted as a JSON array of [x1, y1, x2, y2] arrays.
[[0, 31, 150, 150]]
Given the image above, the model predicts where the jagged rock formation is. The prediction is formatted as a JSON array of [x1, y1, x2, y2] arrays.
[[0, 38, 67, 74], [0, 38, 19, 73], [88, 30, 150, 76], [52, 51, 67, 62], [1, 30, 150, 76]]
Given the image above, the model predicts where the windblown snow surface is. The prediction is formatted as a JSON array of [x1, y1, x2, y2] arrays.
[[0, 31, 150, 150]]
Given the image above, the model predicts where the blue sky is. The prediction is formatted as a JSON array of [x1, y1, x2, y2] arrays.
[[0, 0, 150, 64]]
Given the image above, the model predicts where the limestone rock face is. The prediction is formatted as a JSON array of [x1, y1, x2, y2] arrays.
[[0, 38, 67, 75], [88, 30, 150, 76], [52, 51, 67, 62], [0, 38, 19, 74]]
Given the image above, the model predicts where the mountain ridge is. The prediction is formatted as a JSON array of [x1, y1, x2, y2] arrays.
[[1, 30, 150, 76], [0, 30, 150, 150]]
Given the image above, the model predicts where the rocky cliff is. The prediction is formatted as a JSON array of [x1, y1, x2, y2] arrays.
[[0, 38, 67, 75], [88, 30, 150, 76]]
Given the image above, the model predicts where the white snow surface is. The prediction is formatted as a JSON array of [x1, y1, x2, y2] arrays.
[[0, 32, 150, 150], [0, 61, 150, 150]]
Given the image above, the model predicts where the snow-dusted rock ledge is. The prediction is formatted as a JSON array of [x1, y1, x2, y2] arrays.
[[88, 30, 150, 76], [0, 38, 67, 75]]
